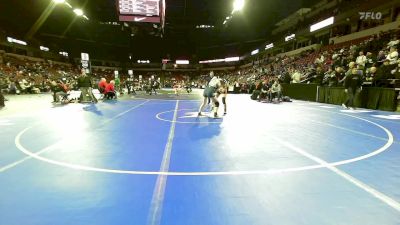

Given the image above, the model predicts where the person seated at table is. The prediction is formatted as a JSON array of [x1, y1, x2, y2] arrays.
[[53, 80, 70, 103], [104, 80, 116, 100]]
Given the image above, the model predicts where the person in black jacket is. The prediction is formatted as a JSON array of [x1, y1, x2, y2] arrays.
[[342, 68, 363, 110]]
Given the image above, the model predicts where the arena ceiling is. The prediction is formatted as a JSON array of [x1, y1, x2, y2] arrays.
[[0, 0, 319, 61]]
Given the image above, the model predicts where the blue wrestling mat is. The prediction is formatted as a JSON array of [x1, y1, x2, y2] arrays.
[[0, 94, 400, 225]]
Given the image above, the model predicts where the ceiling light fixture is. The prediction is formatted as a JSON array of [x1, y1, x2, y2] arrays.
[[233, 0, 245, 13], [73, 9, 84, 16], [53, 0, 66, 4]]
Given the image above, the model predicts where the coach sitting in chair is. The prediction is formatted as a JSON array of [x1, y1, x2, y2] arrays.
[[259, 79, 271, 102], [51, 80, 70, 103], [77, 71, 97, 103], [98, 78, 107, 97], [104, 80, 117, 100]]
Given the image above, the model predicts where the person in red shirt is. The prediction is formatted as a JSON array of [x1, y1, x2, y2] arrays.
[[105, 80, 116, 100], [98, 78, 107, 94]]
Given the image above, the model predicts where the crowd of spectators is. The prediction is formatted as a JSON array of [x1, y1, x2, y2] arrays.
[[0, 52, 80, 95], [192, 29, 400, 97], [278, 29, 400, 87]]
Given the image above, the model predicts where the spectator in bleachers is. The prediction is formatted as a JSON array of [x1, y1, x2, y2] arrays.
[[375, 59, 396, 86], [291, 69, 302, 83], [394, 60, 400, 79], [365, 52, 375, 69], [356, 51, 367, 69], [365, 66, 377, 82], [322, 67, 334, 86], [386, 46, 398, 65], [376, 50, 386, 66], [387, 37, 399, 48], [314, 53, 326, 65], [345, 62, 356, 77], [334, 66, 345, 83], [313, 66, 324, 85]]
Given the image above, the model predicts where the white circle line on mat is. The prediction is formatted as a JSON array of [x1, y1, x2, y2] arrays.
[[156, 109, 223, 124], [14, 113, 393, 176]]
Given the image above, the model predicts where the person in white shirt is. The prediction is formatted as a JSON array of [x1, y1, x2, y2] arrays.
[[314, 54, 325, 64], [291, 70, 302, 83], [387, 37, 399, 48], [386, 47, 399, 65], [356, 51, 367, 69]]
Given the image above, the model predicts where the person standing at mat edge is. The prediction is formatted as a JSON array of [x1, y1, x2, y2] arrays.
[[77, 71, 97, 103], [342, 68, 363, 110]]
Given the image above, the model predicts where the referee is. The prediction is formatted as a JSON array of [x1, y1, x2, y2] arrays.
[[77, 71, 97, 103]]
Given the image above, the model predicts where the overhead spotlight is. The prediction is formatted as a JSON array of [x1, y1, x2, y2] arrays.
[[83, 15, 89, 20], [223, 20, 227, 25], [233, 0, 245, 13], [53, 0, 65, 4], [73, 9, 84, 16]]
